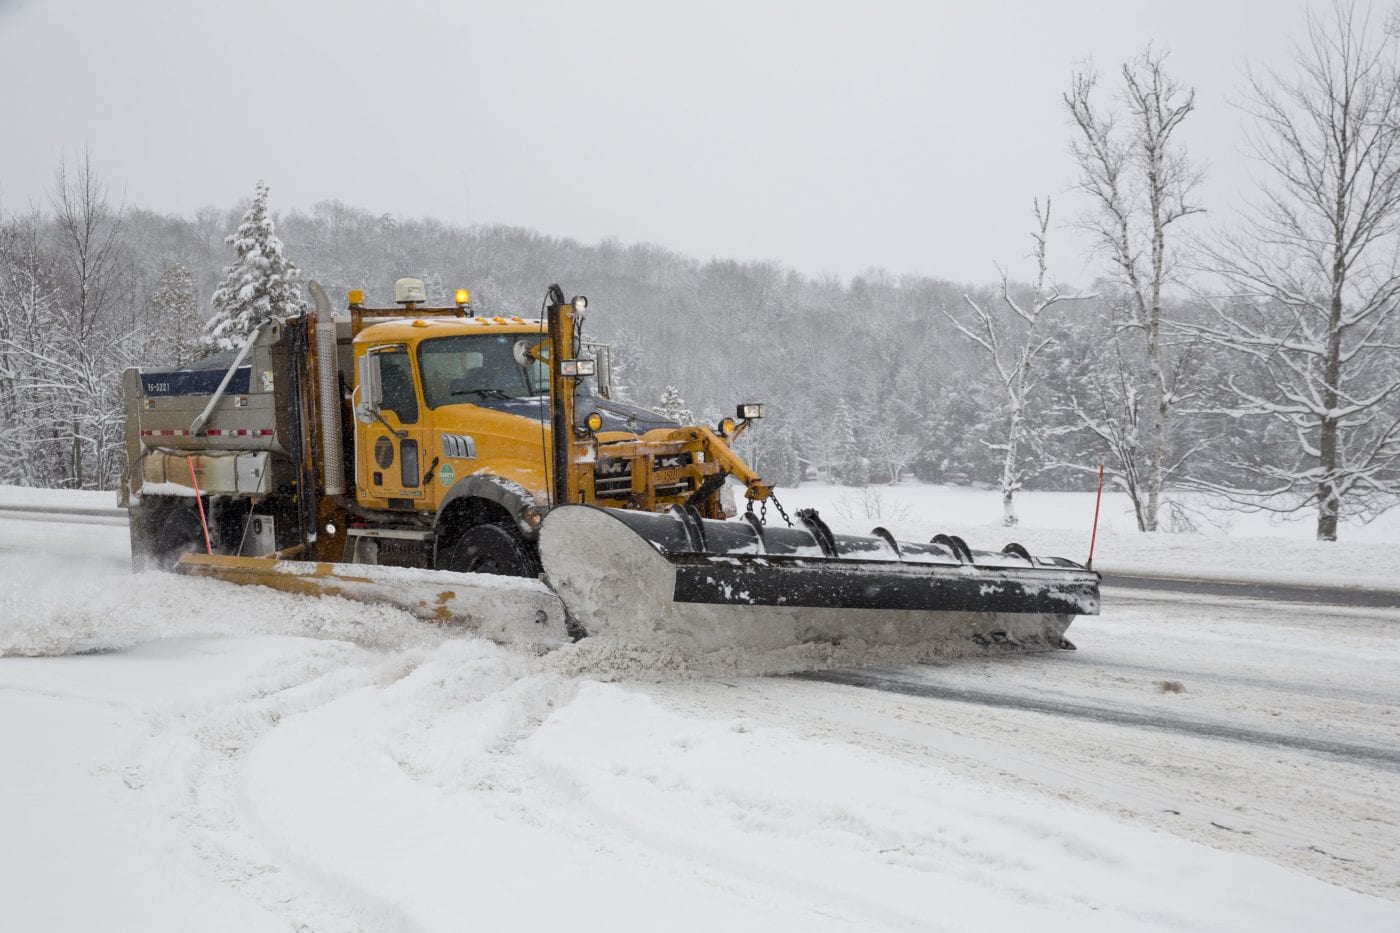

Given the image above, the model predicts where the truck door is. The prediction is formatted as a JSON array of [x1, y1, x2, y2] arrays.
[[356, 345, 428, 509]]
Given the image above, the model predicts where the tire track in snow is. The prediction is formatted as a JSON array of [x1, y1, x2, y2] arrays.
[[644, 674, 1400, 901], [135, 641, 431, 933], [791, 669, 1400, 771]]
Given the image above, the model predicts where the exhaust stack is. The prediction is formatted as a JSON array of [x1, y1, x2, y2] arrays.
[[308, 281, 346, 496]]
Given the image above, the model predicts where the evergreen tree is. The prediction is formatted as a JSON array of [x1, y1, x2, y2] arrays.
[[145, 263, 203, 367], [202, 182, 304, 353], [653, 384, 692, 424], [832, 397, 869, 486]]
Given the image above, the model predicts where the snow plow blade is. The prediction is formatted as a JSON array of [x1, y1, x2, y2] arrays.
[[538, 505, 1099, 653], [174, 553, 571, 649]]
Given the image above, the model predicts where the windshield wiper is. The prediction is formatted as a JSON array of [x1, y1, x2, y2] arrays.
[[453, 387, 514, 400]]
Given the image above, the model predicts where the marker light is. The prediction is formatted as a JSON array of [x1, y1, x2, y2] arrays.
[[737, 403, 765, 420], [585, 412, 604, 432], [454, 288, 471, 306], [560, 359, 597, 377], [718, 417, 736, 436], [347, 290, 365, 306]]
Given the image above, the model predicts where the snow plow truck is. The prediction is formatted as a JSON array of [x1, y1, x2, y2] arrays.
[[120, 279, 1099, 654]]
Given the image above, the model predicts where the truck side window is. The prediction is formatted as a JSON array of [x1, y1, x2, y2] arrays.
[[378, 350, 419, 425]]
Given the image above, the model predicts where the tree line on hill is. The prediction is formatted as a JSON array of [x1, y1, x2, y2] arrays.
[[1, 3, 1397, 540]]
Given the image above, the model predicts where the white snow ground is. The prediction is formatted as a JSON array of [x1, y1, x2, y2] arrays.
[[1, 484, 1398, 931]]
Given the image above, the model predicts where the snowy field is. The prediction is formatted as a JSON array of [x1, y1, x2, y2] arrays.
[[1, 484, 1398, 931]]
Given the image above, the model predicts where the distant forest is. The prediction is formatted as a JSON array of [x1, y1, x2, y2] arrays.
[[0, 177, 1270, 506]]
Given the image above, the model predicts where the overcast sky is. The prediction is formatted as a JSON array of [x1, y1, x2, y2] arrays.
[[1, 0, 1323, 286]]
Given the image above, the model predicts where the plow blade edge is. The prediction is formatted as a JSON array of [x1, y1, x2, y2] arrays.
[[175, 553, 571, 648], [538, 505, 1100, 653]]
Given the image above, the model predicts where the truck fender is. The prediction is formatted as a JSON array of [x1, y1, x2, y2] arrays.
[[436, 473, 543, 541]]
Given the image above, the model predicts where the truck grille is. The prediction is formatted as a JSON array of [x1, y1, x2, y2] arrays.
[[594, 453, 693, 499]]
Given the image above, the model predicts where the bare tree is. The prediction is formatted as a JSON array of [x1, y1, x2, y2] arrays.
[[50, 149, 127, 343], [1190, 1, 1400, 540], [947, 199, 1086, 525], [867, 428, 921, 486], [1065, 48, 1204, 531], [46, 151, 135, 488], [0, 210, 64, 487]]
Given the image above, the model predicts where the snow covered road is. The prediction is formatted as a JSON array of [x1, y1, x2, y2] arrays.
[[2, 495, 1399, 930]]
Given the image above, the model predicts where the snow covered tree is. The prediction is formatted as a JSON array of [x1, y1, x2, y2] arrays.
[[144, 263, 203, 367], [203, 182, 304, 354], [1190, 2, 1400, 540], [946, 199, 1086, 525], [734, 417, 806, 487], [831, 397, 869, 486], [604, 326, 647, 403], [867, 427, 921, 485], [0, 210, 63, 487], [1066, 49, 1204, 531], [0, 154, 139, 491], [653, 384, 692, 424]]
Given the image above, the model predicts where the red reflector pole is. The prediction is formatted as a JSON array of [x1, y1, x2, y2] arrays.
[[185, 455, 213, 555], [1087, 461, 1104, 570]]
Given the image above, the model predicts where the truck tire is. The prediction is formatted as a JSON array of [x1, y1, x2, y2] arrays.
[[445, 522, 540, 578], [153, 508, 208, 571]]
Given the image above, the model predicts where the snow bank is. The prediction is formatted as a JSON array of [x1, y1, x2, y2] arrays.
[[773, 483, 1400, 588], [0, 549, 452, 658]]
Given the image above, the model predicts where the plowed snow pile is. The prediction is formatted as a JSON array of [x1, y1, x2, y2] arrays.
[[0, 550, 453, 657], [0, 546, 1004, 678]]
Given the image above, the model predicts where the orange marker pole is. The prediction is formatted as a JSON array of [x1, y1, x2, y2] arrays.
[[186, 455, 213, 555], [1087, 461, 1104, 570]]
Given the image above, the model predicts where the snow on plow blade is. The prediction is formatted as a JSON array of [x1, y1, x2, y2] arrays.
[[538, 505, 1100, 653], [174, 553, 571, 649]]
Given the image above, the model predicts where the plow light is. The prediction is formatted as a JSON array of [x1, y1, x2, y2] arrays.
[[394, 278, 427, 304], [737, 403, 765, 420], [561, 359, 596, 377], [572, 296, 588, 314]]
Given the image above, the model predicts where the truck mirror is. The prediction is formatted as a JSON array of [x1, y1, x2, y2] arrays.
[[355, 352, 382, 423]]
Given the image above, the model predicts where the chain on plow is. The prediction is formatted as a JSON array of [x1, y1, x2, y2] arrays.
[[745, 488, 794, 528]]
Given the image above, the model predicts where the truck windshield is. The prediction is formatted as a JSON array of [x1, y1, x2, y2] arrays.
[[418, 334, 597, 408], [418, 334, 538, 407]]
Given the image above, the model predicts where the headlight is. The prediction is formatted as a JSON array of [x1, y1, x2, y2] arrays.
[[737, 403, 765, 420]]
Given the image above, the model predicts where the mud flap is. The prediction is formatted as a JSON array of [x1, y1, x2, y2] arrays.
[[175, 553, 571, 649], [538, 505, 1099, 653]]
